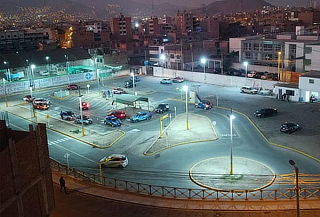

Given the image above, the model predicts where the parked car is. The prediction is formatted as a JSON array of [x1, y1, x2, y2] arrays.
[[99, 154, 128, 168], [160, 78, 172, 84], [240, 86, 258, 94], [33, 102, 49, 110], [60, 111, 75, 121], [23, 95, 35, 102], [33, 98, 50, 105], [124, 81, 136, 88], [155, 103, 169, 113], [258, 89, 273, 96], [104, 116, 122, 127], [112, 88, 126, 94], [74, 115, 93, 125], [247, 71, 256, 78], [280, 122, 301, 134], [130, 112, 152, 122], [80, 101, 90, 110], [253, 71, 265, 79], [254, 108, 277, 118], [261, 73, 273, 80], [66, 84, 79, 90], [195, 101, 213, 110], [129, 76, 141, 82], [108, 111, 127, 120], [173, 77, 184, 83]]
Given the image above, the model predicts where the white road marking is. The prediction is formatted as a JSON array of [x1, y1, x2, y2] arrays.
[[50, 143, 96, 163]]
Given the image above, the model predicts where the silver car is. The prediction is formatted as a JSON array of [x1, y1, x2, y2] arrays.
[[240, 86, 258, 94], [99, 154, 128, 168]]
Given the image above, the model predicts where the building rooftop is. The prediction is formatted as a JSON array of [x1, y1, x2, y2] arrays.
[[300, 71, 320, 78], [274, 82, 299, 88]]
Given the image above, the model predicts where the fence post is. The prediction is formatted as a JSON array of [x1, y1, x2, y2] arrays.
[[260, 190, 263, 200], [162, 186, 164, 196], [245, 190, 248, 200], [138, 183, 140, 193], [202, 189, 205, 199], [149, 185, 152, 195], [174, 188, 177, 198], [231, 190, 234, 200], [188, 189, 191, 199], [114, 178, 117, 188], [125, 181, 128, 190], [274, 190, 277, 200]]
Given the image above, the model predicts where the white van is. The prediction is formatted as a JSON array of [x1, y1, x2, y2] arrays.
[[241, 86, 258, 94]]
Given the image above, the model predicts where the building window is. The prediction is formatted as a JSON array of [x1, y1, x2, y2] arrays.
[[253, 43, 260, 51], [309, 79, 314, 84], [305, 47, 312, 54], [305, 59, 311, 65], [286, 90, 294, 96]]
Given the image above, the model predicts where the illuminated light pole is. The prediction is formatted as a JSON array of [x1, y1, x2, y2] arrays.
[[86, 84, 90, 94], [30, 64, 36, 89], [79, 95, 85, 136], [134, 22, 139, 28], [289, 160, 300, 217], [229, 110, 235, 175], [131, 72, 135, 96], [2, 78, 8, 107], [243, 61, 248, 85], [183, 85, 189, 130], [278, 51, 282, 81], [200, 57, 207, 80], [160, 53, 166, 77], [45, 56, 50, 73], [4, 61, 11, 82]]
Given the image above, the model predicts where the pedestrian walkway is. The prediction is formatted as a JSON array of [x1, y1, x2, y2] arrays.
[[50, 170, 320, 217]]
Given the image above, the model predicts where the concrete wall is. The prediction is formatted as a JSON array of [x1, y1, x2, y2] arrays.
[[153, 67, 278, 90], [232, 63, 279, 74], [0, 69, 131, 96]]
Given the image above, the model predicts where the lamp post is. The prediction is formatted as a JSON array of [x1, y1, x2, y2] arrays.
[[289, 160, 300, 217], [2, 78, 8, 107], [79, 95, 85, 136], [131, 72, 135, 95], [183, 85, 189, 130], [86, 84, 90, 94], [278, 51, 282, 81], [4, 61, 11, 82], [45, 56, 50, 73], [243, 61, 248, 85], [229, 111, 235, 175], [160, 53, 166, 77], [30, 64, 35, 89], [200, 57, 207, 80]]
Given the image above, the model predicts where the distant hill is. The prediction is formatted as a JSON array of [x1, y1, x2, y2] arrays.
[[192, 0, 274, 15]]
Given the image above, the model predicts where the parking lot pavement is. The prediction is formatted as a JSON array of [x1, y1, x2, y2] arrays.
[[145, 113, 218, 155], [5, 105, 125, 148]]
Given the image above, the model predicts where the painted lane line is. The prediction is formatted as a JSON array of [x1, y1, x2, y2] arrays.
[[49, 142, 96, 163]]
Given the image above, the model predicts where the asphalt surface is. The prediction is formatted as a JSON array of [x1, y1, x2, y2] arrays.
[[5, 75, 320, 190]]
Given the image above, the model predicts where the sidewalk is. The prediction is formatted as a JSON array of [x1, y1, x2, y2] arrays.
[[50, 171, 320, 217], [145, 113, 218, 155]]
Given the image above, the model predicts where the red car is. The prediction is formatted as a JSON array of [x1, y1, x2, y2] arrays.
[[80, 101, 90, 110], [108, 111, 127, 119], [33, 102, 49, 110], [67, 84, 79, 90]]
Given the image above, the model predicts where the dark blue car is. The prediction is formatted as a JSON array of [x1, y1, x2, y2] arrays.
[[104, 116, 122, 127], [195, 101, 212, 110], [130, 112, 152, 123]]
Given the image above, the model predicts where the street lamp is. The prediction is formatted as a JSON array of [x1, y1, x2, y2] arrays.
[[45, 56, 50, 73], [278, 51, 282, 81], [30, 64, 36, 89], [200, 57, 207, 80], [86, 84, 90, 94], [131, 72, 135, 96], [4, 61, 11, 82], [183, 85, 189, 130], [134, 22, 139, 28], [160, 54, 166, 77], [243, 61, 248, 85], [79, 95, 85, 136], [229, 112, 235, 175], [289, 160, 300, 217], [2, 78, 8, 107]]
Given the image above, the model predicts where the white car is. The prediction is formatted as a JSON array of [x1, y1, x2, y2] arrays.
[[99, 154, 128, 168], [240, 86, 258, 94], [112, 88, 126, 94]]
